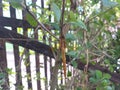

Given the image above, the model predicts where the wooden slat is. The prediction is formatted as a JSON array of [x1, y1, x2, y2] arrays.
[[10, 5, 23, 90], [0, 1, 9, 89], [32, 0, 42, 89], [0, 16, 32, 28], [0, 40, 9, 90], [49, 36, 53, 84], [0, 16, 56, 31], [34, 26, 42, 90], [35, 52, 41, 90], [23, 18, 33, 89], [40, 0, 48, 89], [24, 49, 33, 90], [0, 27, 54, 58]]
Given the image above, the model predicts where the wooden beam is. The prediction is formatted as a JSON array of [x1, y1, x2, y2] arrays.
[[0, 16, 55, 30], [0, 27, 54, 58], [0, 16, 32, 28]]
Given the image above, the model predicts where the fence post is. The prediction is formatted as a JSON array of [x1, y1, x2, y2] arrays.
[[10, 5, 23, 90], [0, 0, 9, 89], [32, 0, 42, 89], [0, 40, 9, 90], [22, 9, 33, 90]]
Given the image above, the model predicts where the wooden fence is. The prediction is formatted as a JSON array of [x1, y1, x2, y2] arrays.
[[0, 0, 60, 90], [1, 0, 120, 90]]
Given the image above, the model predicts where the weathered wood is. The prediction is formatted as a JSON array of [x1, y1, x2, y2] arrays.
[[35, 52, 41, 90], [0, 2, 9, 89], [32, 0, 42, 89], [0, 40, 9, 90], [34, 26, 42, 90], [0, 16, 56, 31], [23, 18, 33, 89], [10, 5, 23, 90], [0, 27, 54, 58], [43, 35, 48, 90], [34, 27, 41, 90], [48, 36, 53, 85], [0, 16, 32, 28], [24, 49, 33, 90]]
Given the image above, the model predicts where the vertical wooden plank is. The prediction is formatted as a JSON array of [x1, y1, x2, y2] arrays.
[[34, 29, 41, 90], [24, 49, 33, 90], [0, 40, 9, 90], [42, 21, 48, 90], [0, 0, 9, 89], [32, 0, 42, 89], [43, 34, 48, 90], [40, 0, 48, 89], [49, 36, 53, 82], [48, 2, 53, 83], [44, 53, 48, 90], [9, 5, 23, 90], [22, 8, 33, 89], [41, 0, 44, 14], [35, 52, 42, 90], [10, 6, 16, 18], [48, 3, 52, 82]]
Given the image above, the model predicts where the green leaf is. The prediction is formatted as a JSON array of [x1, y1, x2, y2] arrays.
[[50, 23, 60, 30], [96, 86, 102, 90], [89, 77, 96, 83], [5, 0, 23, 9], [0, 79, 5, 86], [0, 73, 5, 79], [67, 70, 72, 77], [101, 79, 109, 86], [95, 70, 102, 79], [5, 0, 22, 3], [103, 73, 111, 79], [51, 3, 61, 22], [86, 42, 92, 48], [76, 87, 82, 90], [69, 11, 77, 21], [67, 51, 77, 57], [71, 60, 77, 68], [117, 0, 120, 3], [26, 13, 38, 27], [6, 68, 15, 75], [65, 33, 76, 41], [10, 2, 22, 9], [105, 86, 113, 90], [70, 20, 87, 31], [75, 30, 83, 39], [91, 0, 99, 5]]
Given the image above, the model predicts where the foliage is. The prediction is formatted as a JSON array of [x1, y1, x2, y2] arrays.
[[51, 3, 61, 23], [4, 0, 23, 9], [2, 0, 120, 89], [89, 70, 113, 90], [0, 73, 5, 90]]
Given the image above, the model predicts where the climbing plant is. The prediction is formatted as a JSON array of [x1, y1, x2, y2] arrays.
[[3, 0, 120, 89]]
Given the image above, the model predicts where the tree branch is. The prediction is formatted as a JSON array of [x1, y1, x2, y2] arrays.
[[22, 2, 59, 41]]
